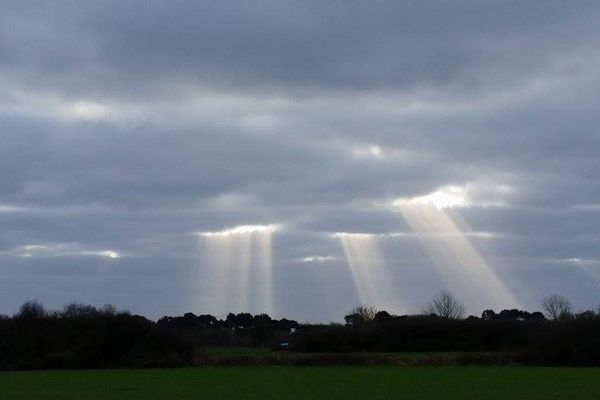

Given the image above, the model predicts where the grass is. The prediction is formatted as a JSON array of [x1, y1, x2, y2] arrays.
[[201, 348, 515, 366], [2, 366, 600, 399], [205, 347, 461, 358], [206, 346, 274, 356]]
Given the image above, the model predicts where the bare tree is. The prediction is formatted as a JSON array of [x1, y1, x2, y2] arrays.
[[540, 294, 572, 321], [427, 290, 466, 319], [344, 305, 377, 326], [100, 304, 117, 316]]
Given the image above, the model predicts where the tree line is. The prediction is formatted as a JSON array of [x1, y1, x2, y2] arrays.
[[0, 291, 599, 369], [0, 301, 297, 370], [293, 291, 600, 365]]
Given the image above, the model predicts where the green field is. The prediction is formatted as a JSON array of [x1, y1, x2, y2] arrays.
[[2, 366, 600, 400], [203, 346, 479, 365]]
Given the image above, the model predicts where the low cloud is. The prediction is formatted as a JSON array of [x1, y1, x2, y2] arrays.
[[2, 243, 121, 259]]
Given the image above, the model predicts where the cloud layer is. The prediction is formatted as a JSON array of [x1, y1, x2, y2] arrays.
[[2, 1, 600, 320]]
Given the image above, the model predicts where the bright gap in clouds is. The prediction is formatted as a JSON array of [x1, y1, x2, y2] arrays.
[[393, 185, 471, 210], [352, 144, 384, 159], [198, 224, 279, 237], [9, 90, 111, 121], [300, 255, 337, 263], [3, 243, 121, 259]]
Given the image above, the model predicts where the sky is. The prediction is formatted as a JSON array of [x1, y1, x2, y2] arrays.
[[1, 1, 600, 321]]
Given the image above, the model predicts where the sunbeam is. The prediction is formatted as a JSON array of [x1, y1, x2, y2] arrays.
[[392, 195, 519, 310], [197, 224, 278, 315], [255, 232, 274, 314], [334, 232, 400, 312], [565, 258, 600, 285]]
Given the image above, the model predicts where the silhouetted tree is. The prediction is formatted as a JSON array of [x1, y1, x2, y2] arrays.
[[226, 312, 255, 329], [15, 300, 46, 319], [100, 304, 117, 315], [540, 294, 572, 321], [374, 310, 392, 323], [62, 303, 98, 318], [530, 311, 546, 320], [344, 306, 377, 326], [483, 308, 545, 321], [426, 290, 465, 319], [254, 313, 272, 325], [197, 314, 218, 326], [576, 310, 597, 320]]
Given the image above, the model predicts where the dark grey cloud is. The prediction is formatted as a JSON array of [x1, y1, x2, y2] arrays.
[[1, 1, 600, 320], [2, 1, 599, 96]]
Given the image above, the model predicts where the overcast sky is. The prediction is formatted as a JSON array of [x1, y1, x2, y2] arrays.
[[2, 1, 600, 321]]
